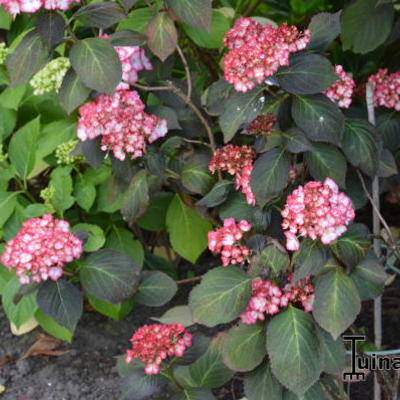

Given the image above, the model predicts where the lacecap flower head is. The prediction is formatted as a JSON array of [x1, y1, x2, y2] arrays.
[[77, 89, 168, 161], [125, 324, 193, 375], [223, 17, 311, 92], [281, 178, 355, 251], [1, 214, 83, 284], [324, 65, 355, 108], [0, 0, 79, 17], [368, 68, 400, 111]]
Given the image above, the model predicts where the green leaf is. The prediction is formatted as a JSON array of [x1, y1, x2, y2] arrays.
[[350, 254, 387, 300], [6, 30, 48, 87], [72, 223, 105, 252], [250, 148, 290, 206], [0, 106, 16, 139], [292, 94, 344, 145], [106, 227, 144, 266], [258, 243, 290, 275], [146, 12, 177, 61], [277, 53, 337, 95], [267, 306, 322, 396], [69, 38, 122, 95], [172, 389, 216, 400], [167, 0, 211, 30], [2, 277, 38, 329], [284, 382, 329, 400], [87, 294, 134, 320], [341, 0, 395, 54], [0, 84, 27, 110], [284, 127, 314, 154], [341, 119, 379, 176], [135, 271, 177, 306], [35, 11, 66, 48], [36, 279, 83, 331], [0, 6, 12, 30], [222, 323, 266, 372], [219, 88, 265, 143], [35, 309, 73, 343], [313, 265, 361, 339], [152, 305, 194, 327], [196, 180, 232, 208], [117, 7, 154, 33], [307, 11, 341, 52], [108, 30, 147, 46], [244, 360, 283, 400], [331, 223, 371, 268], [166, 195, 212, 263], [74, 176, 96, 212], [58, 68, 91, 114], [182, 10, 230, 49], [182, 154, 214, 195], [73, 2, 126, 29], [305, 143, 347, 188], [293, 239, 329, 282], [9, 117, 40, 179], [377, 110, 400, 151], [0, 192, 18, 228], [317, 327, 346, 376], [80, 249, 142, 304], [49, 166, 75, 212], [205, 78, 234, 116], [378, 148, 398, 178], [189, 266, 252, 327]]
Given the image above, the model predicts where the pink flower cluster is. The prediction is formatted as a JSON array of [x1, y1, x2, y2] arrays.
[[0, 0, 79, 16], [209, 145, 256, 205], [246, 113, 277, 136], [240, 275, 314, 324], [281, 178, 355, 251], [125, 324, 192, 375], [324, 65, 355, 108], [1, 214, 83, 284], [77, 89, 167, 161], [223, 18, 311, 92], [208, 218, 251, 266], [368, 69, 400, 111]]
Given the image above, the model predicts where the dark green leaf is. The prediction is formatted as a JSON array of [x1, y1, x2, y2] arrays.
[[205, 78, 234, 116], [58, 68, 91, 114], [196, 180, 232, 208], [182, 154, 214, 195], [341, 119, 379, 176], [147, 12, 177, 61], [267, 306, 322, 396], [189, 267, 252, 327], [317, 327, 346, 375], [172, 389, 217, 400], [137, 192, 173, 232], [6, 30, 48, 87], [292, 94, 344, 145], [222, 323, 266, 372], [37, 280, 83, 331], [70, 38, 122, 94], [135, 271, 177, 306], [219, 88, 265, 143], [307, 11, 341, 52], [377, 148, 398, 178], [35, 309, 73, 343], [73, 2, 126, 29], [284, 127, 314, 153], [35, 11, 65, 48], [313, 264, 361, 339], [250, 148, 290, 206], [258, 243, 290, 275], [80, 249, 142, 304], [277, 53, 336, 95], [341, 0, 395, 54], [152, 305, 194, 327], [167, 0, 211, 30], [331, 223, 371, 268], [244, 360, 283, 400], [147, 105, 181, 130], [108, 29, 146, 46], [305, 143, 347, 188], [377, 110, 400, 151]]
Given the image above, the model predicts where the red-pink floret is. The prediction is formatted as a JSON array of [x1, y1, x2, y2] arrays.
[[1, 214, 83, 284], [77, 89, 167, 161], [0, 0, 79, 16], [125, 324, 193, 375], [281, 178, 355, 251], [240, 274, 314, 324], [324, 65, 355, 108], [223, 18, 311, 92], [208, 218, 251, 266], [368, 69, 400, 111], [209, 145, 256, 205]]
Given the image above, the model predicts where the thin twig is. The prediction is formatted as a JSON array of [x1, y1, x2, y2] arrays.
[[183, 138, 212, 148], [243, 0, 262, 16], [176, 276, 202, 285], [176, 44, 192, 99]]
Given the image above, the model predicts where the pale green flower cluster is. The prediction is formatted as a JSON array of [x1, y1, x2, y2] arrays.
[[0, 145, 8, 162], [29, 57, 70, 96], [40, 185, 55, 203], [0, 43, 9, 65], [55, 140, 83, 165]]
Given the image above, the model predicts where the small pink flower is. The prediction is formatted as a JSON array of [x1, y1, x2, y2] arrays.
[[0, 0, 79, 16], [324, 65, 355, 108], [368, 69, 400, 111], [284, 231, 300, 251]]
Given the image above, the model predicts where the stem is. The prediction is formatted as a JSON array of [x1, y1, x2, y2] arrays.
[[161, 363, 183, 390], [176, 44, 192, 99], [176, 276, 202, 285], [366, 82, 382, 400], [243, 0, 262, 16]]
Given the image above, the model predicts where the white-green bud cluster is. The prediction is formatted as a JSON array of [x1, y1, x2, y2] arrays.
[[0, 144, 8, 162], [55, 140, 83, 165], [40, 185, 55, 203], [0, 43, 9, 65], [30, 57, 70, 96]]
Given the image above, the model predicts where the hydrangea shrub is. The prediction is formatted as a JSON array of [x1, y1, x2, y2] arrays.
[[0, 0, 398, 399]]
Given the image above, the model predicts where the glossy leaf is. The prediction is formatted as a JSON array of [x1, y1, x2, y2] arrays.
[[196, 180, 232, 208], [35, 11, 65, 48], [317, 327, 346, 376], [73, 2, 126, 28], [167, 0, 211, 30], [307, 11, 341, 52], [147, 12, 177, 61], [35, 309, 73, 343], [135, 271, 177, 306]]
